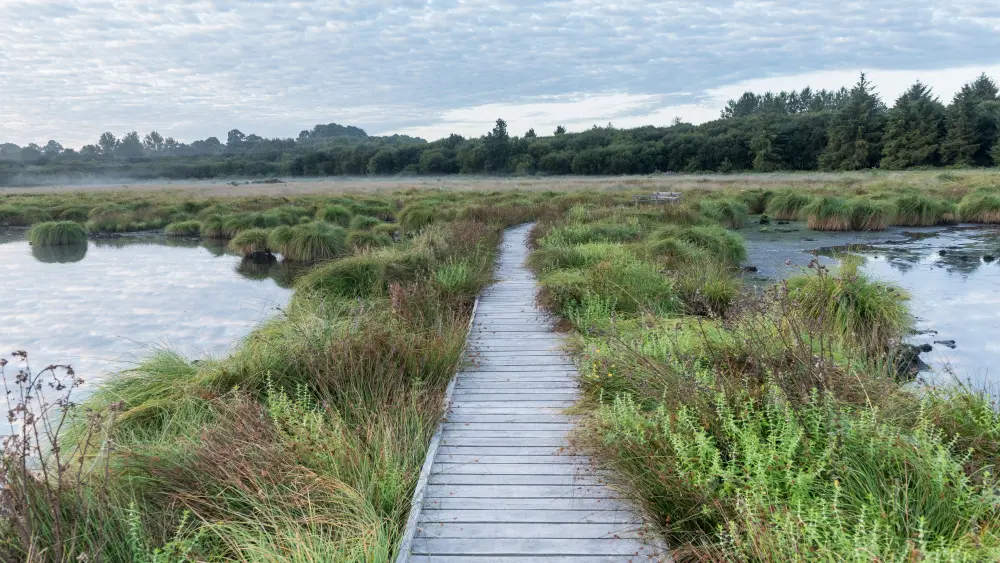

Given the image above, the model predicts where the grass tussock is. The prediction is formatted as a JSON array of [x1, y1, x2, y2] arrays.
[[804, 196, 852, 231], [272, 222, 347, 262], [228, 228, 272, 255], [164, 220, 202, 237], [958, 192, 1000, 223], [894, 194, 952, 226], [699, 198, 749, 229], [316, 204, 352, 227], [848, 198, 893, 231], [765, 190, 814, 221], [27, 221, 87, 246]]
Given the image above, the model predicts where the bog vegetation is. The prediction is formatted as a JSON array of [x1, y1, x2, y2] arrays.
[[1, 176, 1000, 561], [6, 72, 1000, 186]]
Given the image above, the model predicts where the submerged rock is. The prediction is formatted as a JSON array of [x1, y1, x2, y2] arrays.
[[934, 339, 957, 349], [742, 265, 759, 273], [984, 255, 996, 263], [894, 344, 931, 381], [759, 215, 771, 225]]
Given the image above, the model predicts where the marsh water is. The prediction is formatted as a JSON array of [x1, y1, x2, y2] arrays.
[[744, 222, 1000, 387], [0, 229, 294, 392]]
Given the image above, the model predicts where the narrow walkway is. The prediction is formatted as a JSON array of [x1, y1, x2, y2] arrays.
[[403, 224, 662, 562]]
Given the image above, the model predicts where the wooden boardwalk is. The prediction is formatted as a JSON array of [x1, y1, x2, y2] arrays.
[[399, 224, 664, 562]]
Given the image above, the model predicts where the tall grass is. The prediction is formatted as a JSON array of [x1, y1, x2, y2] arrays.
[[164, 220, 202, 237], [848, 198, 893, 231], [699, 198, 749, 229], [273, 222, 347, 262], [765, 190, 814, 221], [228, 228, 272, 255], [894, 194, 951, 226], [27, 221, 87, 246], [957, 192, 1000, 223], [804, 196, 852, 231]]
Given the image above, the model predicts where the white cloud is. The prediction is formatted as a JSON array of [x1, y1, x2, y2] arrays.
[[1, 0, 999, 146]]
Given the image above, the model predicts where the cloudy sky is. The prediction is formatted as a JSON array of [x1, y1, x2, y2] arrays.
[[3, 0, 1000, 147]]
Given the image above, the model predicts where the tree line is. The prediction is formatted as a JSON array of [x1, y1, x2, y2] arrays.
[[3, 72, 1000, 185]]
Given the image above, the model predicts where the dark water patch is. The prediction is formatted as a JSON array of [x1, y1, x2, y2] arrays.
[[0, 228, 295, 392]]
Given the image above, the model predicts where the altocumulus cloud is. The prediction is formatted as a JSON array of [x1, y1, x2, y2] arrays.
[[2, 0, 1000, 146]]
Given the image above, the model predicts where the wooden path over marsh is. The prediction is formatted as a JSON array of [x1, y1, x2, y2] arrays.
[[398, 223, 664, 562]]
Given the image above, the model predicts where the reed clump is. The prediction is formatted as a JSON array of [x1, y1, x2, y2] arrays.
[[804, 196, 852, 231], [228, 228, 272, 256], [27, 221, 87, 246], [165, 220, 202, 237], [765, 190, 814, 221]]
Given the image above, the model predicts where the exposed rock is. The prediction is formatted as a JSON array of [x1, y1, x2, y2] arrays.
[[742, 265, 758, 273], [984, 255, 996, 263], [934, 339, 957, 349], [759, 215, 771, 225]]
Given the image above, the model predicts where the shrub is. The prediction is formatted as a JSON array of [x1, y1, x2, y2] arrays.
[[894, 194, 951, 226], [848, 198, 893, 231], [315, 204, 352, 227], [957, 192, 1000, 223], [228, 229, 271, 255], [765, 191, 813, 221], [804, 196, 851, 231], [27, 221, 87, 246], [165, 220, 202, 237], [349, 215, 382, 230], [699, 198, 749, 229]]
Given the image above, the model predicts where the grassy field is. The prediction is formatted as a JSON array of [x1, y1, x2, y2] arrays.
[[1, 173, 1000, 561]]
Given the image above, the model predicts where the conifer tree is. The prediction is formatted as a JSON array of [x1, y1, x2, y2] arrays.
[[942, 74, 999, 166], [880, 82, 946, 169], [819, 73, 887, 170]]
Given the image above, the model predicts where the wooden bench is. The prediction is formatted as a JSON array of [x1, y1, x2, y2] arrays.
[[633, 191, 681, 204]]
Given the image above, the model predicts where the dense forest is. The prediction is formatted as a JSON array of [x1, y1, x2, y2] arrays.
[[3, 72, 1000, 186]]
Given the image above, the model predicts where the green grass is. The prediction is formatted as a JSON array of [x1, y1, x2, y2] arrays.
[[27, 221, 87, 246], [765, 190, 814, 221], [272, 222, 347, 262], [787, 257, 912, 354], [958, 192, 1000, 223], [894, 194, 952, 226], [349, 215, 382, 230], [804, 196, 852, 231], [699, 198, 749, 229], [221, 212, 281, 238], [849, 198, 893, 231], [398, 203, 437, 233], [347, 230, 393, 250], [648, 224, 746, 265], [164, 220, 202, 237], [228, 228, 272, 255], [316, 204, 352, 227], [199, 215, 226, 238]]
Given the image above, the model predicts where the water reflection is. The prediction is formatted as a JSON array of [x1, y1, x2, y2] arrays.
[[745, 224, 1000, 386], [31, 243, 88, 263], [0, 229, 295, 394]]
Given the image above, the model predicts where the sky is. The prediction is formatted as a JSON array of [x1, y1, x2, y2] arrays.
[[2, 0, 1000, 148]]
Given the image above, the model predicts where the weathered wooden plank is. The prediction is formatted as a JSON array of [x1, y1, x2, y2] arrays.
[[415, 522, 641, 539], [428, 473, 601, 486], [440, 430, 571, 439], [443, 415, 578, 425], [419, 497, 629, 511], [424, 484, 617, 499], [411, 537, 657, 556], [410, 556, 640, 563], [426, 455, 587, 465], [439, 437, 568, 447], [418, 509, 639, 524], [430, 463, 592, 476], [436, 446, 572, 456], [448, 394, 578, 403]]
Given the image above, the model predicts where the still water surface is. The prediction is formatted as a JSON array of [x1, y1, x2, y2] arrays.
[[745, 223, 1000, 387], [0, 229, 293, 390]]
